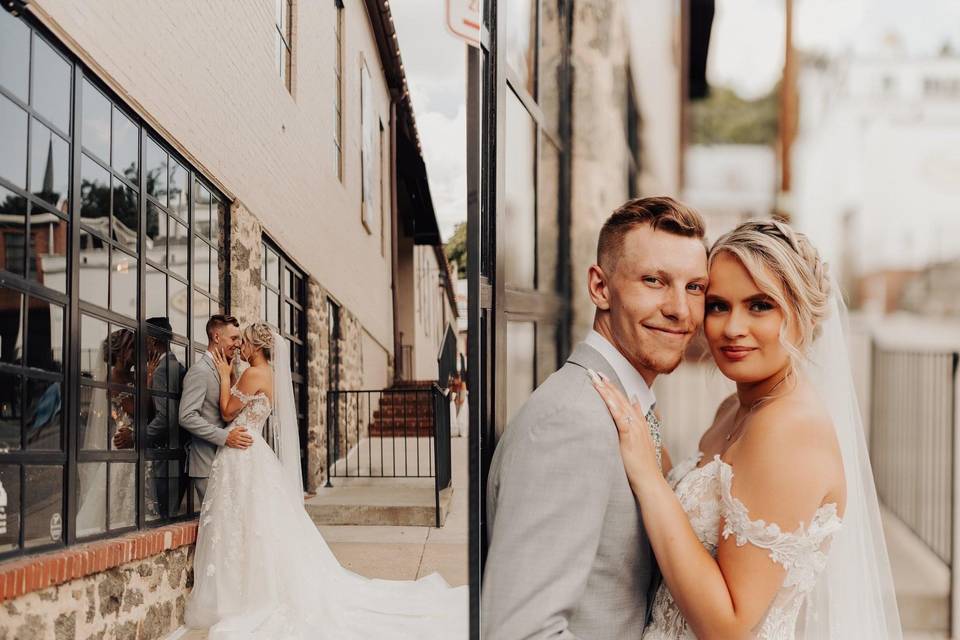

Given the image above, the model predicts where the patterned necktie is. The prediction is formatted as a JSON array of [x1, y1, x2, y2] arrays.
[[645, 406, 663, 472]]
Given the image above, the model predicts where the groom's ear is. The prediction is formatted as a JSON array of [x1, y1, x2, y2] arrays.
[[587, 264, 611, 311]]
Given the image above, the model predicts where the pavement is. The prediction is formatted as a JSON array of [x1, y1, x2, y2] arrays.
[[170, 434, 469, 640]]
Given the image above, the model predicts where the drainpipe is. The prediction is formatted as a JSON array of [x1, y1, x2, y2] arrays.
[[390, 100, 401, 384]]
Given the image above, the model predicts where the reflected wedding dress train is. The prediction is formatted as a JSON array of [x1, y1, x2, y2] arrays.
[[182, 381, 467, 639]]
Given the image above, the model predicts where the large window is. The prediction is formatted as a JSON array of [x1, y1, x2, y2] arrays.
[[0, 11, 227, 559], [276, 0, 294, 93], [333, 0, 344, 181], [260, 239, 307, 481]]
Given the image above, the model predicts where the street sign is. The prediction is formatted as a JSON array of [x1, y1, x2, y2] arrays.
[[446, 0, 480, 48]]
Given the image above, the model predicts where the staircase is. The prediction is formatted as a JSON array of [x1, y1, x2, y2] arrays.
[[369, 381, 438, 438]]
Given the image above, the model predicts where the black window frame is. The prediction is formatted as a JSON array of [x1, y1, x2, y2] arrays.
[[0, 11, 229, 562]]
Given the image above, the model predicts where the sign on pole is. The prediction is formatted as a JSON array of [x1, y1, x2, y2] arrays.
[[446, 0, 480, 48]]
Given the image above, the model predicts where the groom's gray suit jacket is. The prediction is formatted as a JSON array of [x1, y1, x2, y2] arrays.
[[178, 354, 228, 478], [483, 342, 658, 640]]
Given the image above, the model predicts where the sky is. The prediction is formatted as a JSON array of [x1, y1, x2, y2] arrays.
[[710, 0, 960, 98], [391, 0, 471, 243]]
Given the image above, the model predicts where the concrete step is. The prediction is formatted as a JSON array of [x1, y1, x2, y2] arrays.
[[305, 484, 453, 527], [883, 508, 950, 633]]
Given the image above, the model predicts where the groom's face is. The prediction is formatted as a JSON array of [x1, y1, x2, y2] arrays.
[[589, 225, 707, 380]]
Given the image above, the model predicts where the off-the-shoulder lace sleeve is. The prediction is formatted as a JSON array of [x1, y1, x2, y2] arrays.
[[717, 458, 843, 592], [667, 452, 703, 489], [230, 384, 256, 404]]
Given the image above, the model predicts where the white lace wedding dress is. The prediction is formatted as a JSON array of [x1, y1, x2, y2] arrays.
[[182, 383, 467, 639], [643, 452, 843, 640]]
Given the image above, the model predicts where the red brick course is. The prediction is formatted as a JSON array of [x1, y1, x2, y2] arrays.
[[0, 520, 198, 603]]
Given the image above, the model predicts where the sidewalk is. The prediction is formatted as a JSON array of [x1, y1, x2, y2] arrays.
[[173, 434, 469, 639]]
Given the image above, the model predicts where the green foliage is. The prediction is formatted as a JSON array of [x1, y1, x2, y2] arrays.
[[445, 221, 467, 278], [691, 84, 780, 146]]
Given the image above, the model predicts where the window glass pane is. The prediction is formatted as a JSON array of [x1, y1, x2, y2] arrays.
[[112, 176, 138, 252], [0, 94, 28, 189], [169, 218, 188, 279], [266, 290, 279, 328], [145, 266, 166, 318], [80, 154, 110, 232], [0, 187, 27, 277], [170, 342, 186, 394], [81, 80, 110, 162], [26, 298, 63, 371], [194, 181, 210, 234], [109, 250, 137, 318], [0, 372, 20, 451], [78, 385, 107, 447], [30, 36, 71, 134], [505, 0, 537, 97], [169, 278, 188, 337], [169, 160, 188, 221], [504, 93, 536, 289], [193, 237, 209, 293], [25, 377, 61, 450], [538, 137, 559, 293], [79, 233, 108, 307], [265, 248, 279, 287], [506, 321, 536, 425], [145, 137, 168, 205], [146, 202, 167, 266], [211, 197, 224, 244], [24, 465, 62, 548], [108, 388, 136, 451], [76, 462, 106, 536], [29, 206, 68, 294], [0, 286, 23, 364], [111, 107, 138, 180], [0, 11, 29, 102], [146, 459, 187, 521], [192, 291, 210, 343], [211, 248, 221, 302], [106, 326, 136, 388], [29, 118, 69, 208], [108, 463, 136, 530], [0, 464, 20, 552], [79, 314, 108, 380]]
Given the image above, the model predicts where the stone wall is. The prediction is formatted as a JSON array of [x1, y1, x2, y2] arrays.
[[303, 279, 374, 492], [229, 201, 263, 326]]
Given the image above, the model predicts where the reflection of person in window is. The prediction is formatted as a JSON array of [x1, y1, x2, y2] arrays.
[[143, 317, 185, 519], [106, 328, 136, 449]]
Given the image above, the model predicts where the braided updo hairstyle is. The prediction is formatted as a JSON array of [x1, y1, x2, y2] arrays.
[[242, 322, 274, 361], [708, 219, 831, 368]]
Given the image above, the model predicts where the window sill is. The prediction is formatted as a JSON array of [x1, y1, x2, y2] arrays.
[[0, 520, 198, 603]]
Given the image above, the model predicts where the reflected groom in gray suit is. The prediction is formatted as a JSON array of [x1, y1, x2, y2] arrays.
[[179, 314, 253, 504], [482, 197, 708, 639]]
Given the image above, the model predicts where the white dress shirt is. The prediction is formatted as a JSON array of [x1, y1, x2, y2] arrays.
[[583, 329, 657, 415]]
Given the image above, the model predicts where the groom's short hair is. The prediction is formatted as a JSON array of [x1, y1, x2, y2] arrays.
[[598, 196, 706, 273], [206, 314, 240, 341]]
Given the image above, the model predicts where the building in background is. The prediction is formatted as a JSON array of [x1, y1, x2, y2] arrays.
[[0, 1, 455, 636]]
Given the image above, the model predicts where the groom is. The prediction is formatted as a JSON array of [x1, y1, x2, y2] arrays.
[[179, 314, 253, 504], [482, 197, 708, 639]]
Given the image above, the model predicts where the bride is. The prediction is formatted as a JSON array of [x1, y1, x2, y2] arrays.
[[590, 220, 901, 638], [181, 322, 467, 639]]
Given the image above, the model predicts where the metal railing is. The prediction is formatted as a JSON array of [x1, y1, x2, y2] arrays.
[[325, 385, 452, 527], [870, 344, 958, 565]]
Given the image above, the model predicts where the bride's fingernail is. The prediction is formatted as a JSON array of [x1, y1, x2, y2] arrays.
[[597, 371, 611, 383], [586, 368, 602, 385]]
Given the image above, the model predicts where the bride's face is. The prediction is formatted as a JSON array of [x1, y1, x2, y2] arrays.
[[704, 252, 799, 383]]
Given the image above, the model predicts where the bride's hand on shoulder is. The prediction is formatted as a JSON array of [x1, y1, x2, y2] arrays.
[[212, 347, 233, 380], [588, 369, 660, 491]]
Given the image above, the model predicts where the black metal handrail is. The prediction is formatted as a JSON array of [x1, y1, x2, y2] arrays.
[[870, 344, 958, 565], [325, 384, 452, 527]]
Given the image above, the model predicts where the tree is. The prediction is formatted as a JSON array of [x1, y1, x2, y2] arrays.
[[445, 221, 467, 278], [691, 83, 780, 146]]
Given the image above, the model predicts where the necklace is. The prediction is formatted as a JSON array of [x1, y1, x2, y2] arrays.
[[724, 373, 792, 442]]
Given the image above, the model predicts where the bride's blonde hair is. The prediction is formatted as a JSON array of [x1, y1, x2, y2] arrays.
[[242, 322, 274, 361], [708, 219, 831, 371]]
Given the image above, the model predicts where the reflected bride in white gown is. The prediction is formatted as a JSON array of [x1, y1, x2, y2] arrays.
[[181, 324, 467, 639]]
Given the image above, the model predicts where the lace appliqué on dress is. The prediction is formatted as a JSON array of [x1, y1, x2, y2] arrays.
[[642, 454, 843, 640]]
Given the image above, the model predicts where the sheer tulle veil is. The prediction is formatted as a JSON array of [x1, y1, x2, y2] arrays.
[[798, 282, 902, 638], [268, 330, 304, 502]]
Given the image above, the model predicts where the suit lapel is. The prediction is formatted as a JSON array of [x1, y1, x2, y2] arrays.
[[201, 353, 219, 382], [565, 342, 627, 396]]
